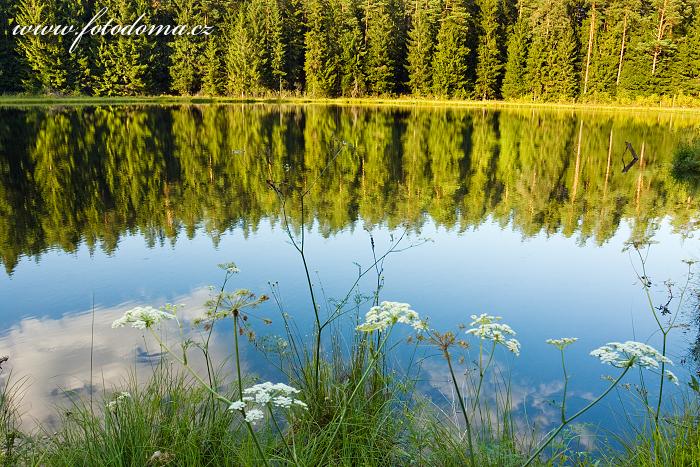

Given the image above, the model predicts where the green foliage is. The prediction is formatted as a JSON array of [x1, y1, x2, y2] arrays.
[[525, 1, 579, 101], [305, 0, 339, 97], [363, 0, 403, 95], [501, 15, 529, 99], [169, 0, 206, 95], [336, 0, 366, 97], [474, 0, 503, 99], [92, 0, 156, 96], [432, 2, 472, 98], [0, 2, 24, 93], [405, 0, 439, 96]]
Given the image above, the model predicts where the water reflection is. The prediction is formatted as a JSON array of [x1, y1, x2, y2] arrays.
[[0, 287, 249, 429], [1, 105, 698, 275]]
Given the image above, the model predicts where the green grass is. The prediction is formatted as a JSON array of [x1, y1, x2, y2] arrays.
[[2, 93, 700, 113]]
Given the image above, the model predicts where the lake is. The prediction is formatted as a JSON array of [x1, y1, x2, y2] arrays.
[[1, 104, 698, 442]]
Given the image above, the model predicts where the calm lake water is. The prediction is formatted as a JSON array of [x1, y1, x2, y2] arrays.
[[1, 104, 699, 441]]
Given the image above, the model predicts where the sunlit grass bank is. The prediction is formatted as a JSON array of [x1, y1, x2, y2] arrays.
[[3, 94, 700, 113]]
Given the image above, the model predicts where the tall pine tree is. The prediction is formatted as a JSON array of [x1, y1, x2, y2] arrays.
[[405, 0, 439, 96], [432, 0, 471, 98], [474, 0, 504, 99]]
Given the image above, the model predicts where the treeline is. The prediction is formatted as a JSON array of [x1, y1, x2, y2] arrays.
[[1, 105, 698, 274], [1, 0, 700, 101]]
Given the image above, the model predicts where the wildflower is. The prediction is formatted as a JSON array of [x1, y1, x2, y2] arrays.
[[112, 306, 175, 330], [664, 370, 679, 385], [229, 381, 307, 424], [466, 314, 520, 356], [590, 341, 672, 369], [106, 391, 132, 413], [356, 301, 427, 332], [244, 409, 265, 424], [546, 337, 579, 350], [218, 262, 240, 274], [228, 401, 246, 411]]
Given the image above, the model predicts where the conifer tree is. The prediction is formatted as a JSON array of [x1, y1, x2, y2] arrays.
[[405, 0, 439, 96], [266, 0, 285, 93], [305, 0, 339, 96], [501, 13, 529, 99], [525, 0, 579, 100], [0, 1, 23, 92], [15, 0, 92, 94], [93, 0, 155, 96], [672, 11, 700, 95], [170, 0, 206, 95], [281, 0, 306, 92], [336, 0, 366, 97], [474, 0, 504, 99], [201, 37, 222, 95], [432, 1, 471, 98], [226, 5, 265, 96], [363, 0, 401, 94]]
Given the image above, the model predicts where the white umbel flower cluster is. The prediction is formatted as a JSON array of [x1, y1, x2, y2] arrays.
[[466, 314, 521, 356], [546, 337, 579, 350], [590, 341, 672, 369], [356, 301, 427, 332], [112, 306, 175, 330], [228, 382, 308, 424], [106, 391, 131, 413]]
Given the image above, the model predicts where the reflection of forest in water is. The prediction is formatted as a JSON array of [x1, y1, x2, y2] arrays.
[[1, 105, 699, 275]]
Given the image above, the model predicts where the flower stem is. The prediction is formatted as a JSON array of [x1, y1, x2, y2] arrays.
[[233, 313, 244, 400], [444, 349, 477, 467], [150, 329, 269, 467], [523, 366, 630, 467], [267, 405, 299, 466], [317, 327, 393, 465], [472, 341, 496, 411]]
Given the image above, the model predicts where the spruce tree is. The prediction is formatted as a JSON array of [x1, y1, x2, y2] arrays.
[[0, 1, 23, 92], [281, 0, 306, 92], [672, 11, 700, 96], [92, 0, 155, 96], [363, 0, 401, 94], [474, 0, 503, 99], [336, 0, 366, 97], [201, 36, 222, 95], [266, 0, 285, 93], [501, 13, 529, 99], [305, 0, 339, 96], [432, 1, 471, 98], [525, 0, 579, 101], [405, 0, 439, 96], [170, 0, 206, 95], [15, 0, 92, 94]]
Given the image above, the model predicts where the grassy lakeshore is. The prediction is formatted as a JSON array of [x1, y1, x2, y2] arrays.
[[2, 94, 700, 114]]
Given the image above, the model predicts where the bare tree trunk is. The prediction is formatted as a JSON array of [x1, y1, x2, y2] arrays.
[[617, 13, 628, 86], [652, 0, 668, 75], [583, 2, 596, 95]]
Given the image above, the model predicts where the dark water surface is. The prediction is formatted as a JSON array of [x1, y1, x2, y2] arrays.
[[0, 105, 698, 442]]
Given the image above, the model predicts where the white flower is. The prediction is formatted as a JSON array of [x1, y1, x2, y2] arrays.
[[112, 306, 175, 330], [273, 396, 293, 408], [590, 341, 672, 369], [228, 401, 246, 411], [116, 391, 131, 401], [466, 314, 520, 356], [505, 338, 521, 356], [546, 337, 579, 350], [232, 381, 307, 421], [664, 370, 679, 385], [356, 301, 427, 332], [106, 401, 118, 412], [244, 408, 265, 424]]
